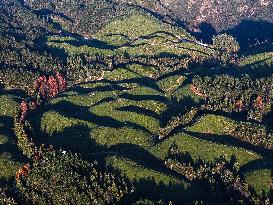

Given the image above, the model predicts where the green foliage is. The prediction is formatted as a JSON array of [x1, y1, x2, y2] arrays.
[[193, 74, 273, 122], [152, 133, 259, 166], [1, 68, 32, 94], [228, 123, 273, 150], [14, 119, 35, 159], [95, 12, 192, 42], [240, 52, 273, 69], [105, 156, 194, 204], [16, 148, 131, 205], [165, 142, 271, 205], [0, 154, 20, 181], [186, 114, 235, 135], [213, 34, 240, 65], [0, 0, 62, 91], [36, 60, 271, 200], [26, 0, 132, 35]]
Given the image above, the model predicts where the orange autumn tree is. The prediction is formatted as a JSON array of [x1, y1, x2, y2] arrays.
[[18, 71, 67, 123]]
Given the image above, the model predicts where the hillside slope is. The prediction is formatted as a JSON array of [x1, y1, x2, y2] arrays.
[[31, 9, 273, 203], [115, 0, 273, 31], [114, 0, 273, 47], [1, 0, 273, 204]]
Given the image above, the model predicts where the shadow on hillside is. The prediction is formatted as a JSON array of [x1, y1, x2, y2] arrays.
[[49, 29, 205, 53], [263, 110, 273, 130], [131, 178, 207, 204], [108, 143, 168, 173], [175, 60, 273, 90], [240, 62, 273, 78], [201, 110, 248, 123], [34, 124, 106, 159], [119, 93, 169, 104], [49, 38, 119, 50], [160, 96, 199, 127], [30, 74, 273, 201], [33, 8, 74, 23], [105, 31, 199, 48], [192, 22, 217, 44], [104, 77, 164, 93], [239, 158, 273, 175], [47, 100, 152, 134], [31, 115, 211, 203], [0, 89, 27, 100], [0, 116, 16, 144], [226, 20, 273, 50], [116, 105, 160, 120], [0, 116, 26, 163], [31, 97, 213, 202], [70, 84, 131, 95], [192, 19, 273, 51], [34, 123, 210, 203], [34, 123, 181, 180], [243, 43, 273, 57]]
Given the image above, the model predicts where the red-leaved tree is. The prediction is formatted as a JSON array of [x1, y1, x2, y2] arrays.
[[19, 71, 67, 123]]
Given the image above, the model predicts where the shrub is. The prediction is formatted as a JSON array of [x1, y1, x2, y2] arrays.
[[16, 147, 132, 205], [212, 34, 240, 65], [14, 118, 35, 159]]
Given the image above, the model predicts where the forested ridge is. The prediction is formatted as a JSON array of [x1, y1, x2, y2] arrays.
[[1, 0, 273, 204]]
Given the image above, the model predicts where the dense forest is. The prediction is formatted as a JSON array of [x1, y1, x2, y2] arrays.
[[1, 0, 273, 204]]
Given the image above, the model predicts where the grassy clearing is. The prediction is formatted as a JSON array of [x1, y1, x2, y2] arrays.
[[245, 169, 271, 195], [174, 84, 202, 102], [0, 154, 20, 181], [36, 72, 270, 197], [186, 114, 235, 135], [185, 113, 273, 194], [47, 36, 115, 56], [0, 93, 25, 183], [151, 133, 259, 166], [240, 52, 273, 68], [47, 11, 215, 59], [157, 75, 186, 94], [94, 12, 192, 44], [0, 94, 19, 116], [40, 12, 273, 199], [105, 156, 208, 203]]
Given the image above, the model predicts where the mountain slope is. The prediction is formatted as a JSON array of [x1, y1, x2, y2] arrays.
[[1, 0, 273, 204], [30, 9, 273, 202], [115, 0, 273, 31]]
